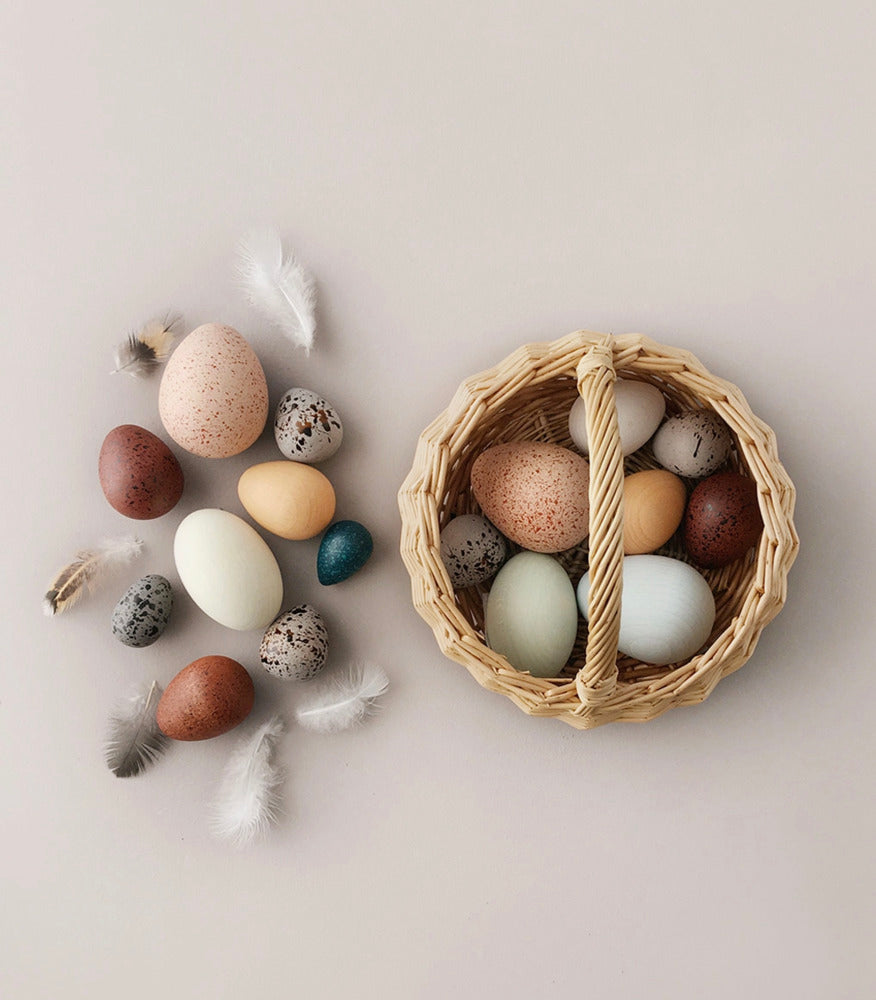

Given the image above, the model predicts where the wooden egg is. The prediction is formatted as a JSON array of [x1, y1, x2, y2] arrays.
[[623, 469, 687, 555], [238, 461, 336, 540]]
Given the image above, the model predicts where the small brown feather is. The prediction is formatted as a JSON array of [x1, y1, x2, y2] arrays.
[[43, 536, 143, 616]]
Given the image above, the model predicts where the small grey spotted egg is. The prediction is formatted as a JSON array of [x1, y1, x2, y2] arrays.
[[274, 387, 343, 464], [652, 409, 733, 478], [259, 604, 329, 681], [111, 574, 173, 648], [440, 514, 508, 589]]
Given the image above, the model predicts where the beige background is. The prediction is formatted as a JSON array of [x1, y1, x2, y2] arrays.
[[2, 2, 874, 998]]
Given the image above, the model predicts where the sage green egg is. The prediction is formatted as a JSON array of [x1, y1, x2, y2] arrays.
[[485, 552, 578, 678]]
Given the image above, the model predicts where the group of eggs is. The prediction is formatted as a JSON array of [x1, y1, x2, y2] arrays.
[[98, 322, 373, 741], [440, 379, 764, 677]]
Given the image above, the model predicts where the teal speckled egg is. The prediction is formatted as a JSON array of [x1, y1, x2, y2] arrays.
[[317, 520, 374, 585]]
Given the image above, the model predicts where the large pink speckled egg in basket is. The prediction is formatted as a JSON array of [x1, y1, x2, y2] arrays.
[[158, 324, 269, 459]]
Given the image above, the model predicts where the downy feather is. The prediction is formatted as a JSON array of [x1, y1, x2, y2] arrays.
[[294, 663, 389, 734], [104, 680, 168, 778], [43, 535, 143, 616], [235, 228, 316, 352], [211, 715, 286, 847], [112, 316, 178, 377]]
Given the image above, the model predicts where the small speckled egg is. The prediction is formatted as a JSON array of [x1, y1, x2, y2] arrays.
[[111, 574, 173, 647], [652, 409, 733, 478], [238, 461, 336, 540], [568, 378, 666, 457], [577, 555, 716, 665], [99, 425, 184, 519], [623, 469, 687, 555], [156, 655, 254, 740], [274, 387, 343, 463], [471, 441, 590, 553], [317, 521, 374, 585], [440, 514, 507, 588], [684, 471, 763, 568], [158, 323, 269, 458], [260, 605, 329, 680], [485, 551, 578, 677]]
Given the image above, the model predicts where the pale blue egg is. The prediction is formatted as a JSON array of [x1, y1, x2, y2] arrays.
[[485, 552, 578, 677]]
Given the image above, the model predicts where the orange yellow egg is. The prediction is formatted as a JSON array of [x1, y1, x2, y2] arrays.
[[622, 469, 687, 555]]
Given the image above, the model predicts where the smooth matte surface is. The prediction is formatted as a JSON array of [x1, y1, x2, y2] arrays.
[[2, 3, 874, 998]]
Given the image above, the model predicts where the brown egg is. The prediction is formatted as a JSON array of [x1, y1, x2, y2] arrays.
[[470, 442, 589, 553], [684, 471, 764, 568], [623, 469, 687, 554], [156, 655, 254, 741], [238, 461, 336, 540], [98, 424, 184, 519]]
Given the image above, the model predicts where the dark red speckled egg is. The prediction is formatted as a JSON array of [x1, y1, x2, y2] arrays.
[[156, 655, 254, 741], [99, 424, 184, 519], [684, 471, 764, 568]]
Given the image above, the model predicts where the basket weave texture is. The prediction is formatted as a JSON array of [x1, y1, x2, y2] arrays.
[[398, 332, 798, 729]]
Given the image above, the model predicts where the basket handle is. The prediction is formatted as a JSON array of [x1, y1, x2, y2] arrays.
[[574, 338, 623, 708]]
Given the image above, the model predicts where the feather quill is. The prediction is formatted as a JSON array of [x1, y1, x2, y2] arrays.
[[294, 663, 389, 734], [235, 228, 316, 352], [104, 680, 168, 778], [43, 535, 143, 616], [112, 316, 179, 377], [211, 715, 286, 847]]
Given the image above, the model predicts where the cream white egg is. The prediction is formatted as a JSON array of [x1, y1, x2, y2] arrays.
[[174, 509, 283, 631], [568, 378, 666, 457]]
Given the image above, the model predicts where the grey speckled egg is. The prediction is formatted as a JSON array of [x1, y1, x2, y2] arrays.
[[440, 514, 508, 588], [274, 388, 343, 464], [259, 605, 328, 680], [652, 409, 733, 478], [111, 574, 173, 647]]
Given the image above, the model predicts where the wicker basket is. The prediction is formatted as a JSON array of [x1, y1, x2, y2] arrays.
[[398, 331, 798, 729]]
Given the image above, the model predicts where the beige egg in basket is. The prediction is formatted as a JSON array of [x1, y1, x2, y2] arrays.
[[397, 331, 798, 729]]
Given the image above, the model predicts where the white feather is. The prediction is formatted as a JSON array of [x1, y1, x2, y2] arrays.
[[211, 715, 286, 847], [294, 663, 389, 734], [235, 228, 317, 352], [104, 680, 168, 778]]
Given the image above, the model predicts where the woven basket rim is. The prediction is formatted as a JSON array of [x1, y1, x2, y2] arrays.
[[398, 331, 799, 729]]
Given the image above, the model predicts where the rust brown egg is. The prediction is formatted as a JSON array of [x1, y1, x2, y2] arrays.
[[99, 424, 184, 519], [156, 655, 254, 741], [684, 471, 764, 568]]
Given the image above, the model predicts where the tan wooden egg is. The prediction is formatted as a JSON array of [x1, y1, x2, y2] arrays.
[[238, 461, 336, 540], [622, 469, 687, 555]]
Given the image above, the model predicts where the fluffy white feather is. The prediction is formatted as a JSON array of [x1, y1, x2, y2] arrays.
[[235, 228, 317, 352], [211, 715, 286, 847], [104, 680, 168, 778], [294, 663, 389, 734], [43, 535, 144, 616]]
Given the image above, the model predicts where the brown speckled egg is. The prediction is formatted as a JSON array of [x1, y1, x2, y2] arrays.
[[623, 469, 687, 554], [156, 655, 254, 741], [471, 442, 590, 553], [158, 324, 269, 458], [98, 424, 184, 519], [684, 471, 764, 568]]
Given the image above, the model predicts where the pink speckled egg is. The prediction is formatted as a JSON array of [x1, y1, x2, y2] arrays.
[[158, 324, 269, 458], [471, 441, 590, 553]]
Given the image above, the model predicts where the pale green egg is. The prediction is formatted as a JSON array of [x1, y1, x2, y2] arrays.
[[485, 552, 578, 677]]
